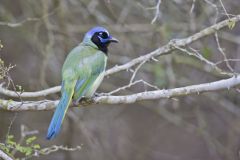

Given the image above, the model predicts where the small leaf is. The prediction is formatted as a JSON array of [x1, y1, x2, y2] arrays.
[[201, 47, 212, 59], [6, 135, 16, 146], [228, 20, 236, 30], [25, 149, 32, 156], [26, 136, 37, 145], [33, 144, 41, 149], [16, 144, 24, 152], [16, 144, 33, 156], [7, 140, 16, 146], [0, 144, 10, 153], [16, 85, 22, 91]]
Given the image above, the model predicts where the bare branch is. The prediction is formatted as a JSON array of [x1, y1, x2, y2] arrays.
[[0, 84, 61, 98], [40, 145, 82, 155], [0, 150, 13, 160], [151, 0, 162, 24], [174, 46, 233, 76], [190, 0, 196, 14], [0, 18, 40, 27], [105, 15, 240, 76], [129, 60, 146, 83], [105, 79, 160, 96], [0, 7, 58, 28], [218, 0, 231, 19], [214, 32, 235, 72], [95, 75, 240, 104], [0, 75, 239, 111]]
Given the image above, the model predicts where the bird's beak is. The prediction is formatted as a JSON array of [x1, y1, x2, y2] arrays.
[[108, 36, 119, 43]]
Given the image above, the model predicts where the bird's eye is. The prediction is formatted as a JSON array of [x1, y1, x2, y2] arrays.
[[99, 32, 109, 39]]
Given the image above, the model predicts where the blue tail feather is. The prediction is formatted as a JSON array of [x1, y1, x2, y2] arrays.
[[46, 92, 70, 140]]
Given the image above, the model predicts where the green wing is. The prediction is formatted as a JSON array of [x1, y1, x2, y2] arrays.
[[73, 74, 99, 101], [62, 44, 107, 102], [47, 44, 107, 139]]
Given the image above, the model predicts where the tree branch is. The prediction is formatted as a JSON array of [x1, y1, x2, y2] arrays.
[[0, 84, 61, 98], [0, 149, 13, 160], [105, 15, 240, 75], [1, 75, 239, 111], [0, 15, 239, 99]]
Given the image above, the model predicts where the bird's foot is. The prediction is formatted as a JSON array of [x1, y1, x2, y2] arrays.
[[93, 92, 107, 97], [73, 97, 94, 106], [72, 100, 79, 106], [93, 92, 101, 97]]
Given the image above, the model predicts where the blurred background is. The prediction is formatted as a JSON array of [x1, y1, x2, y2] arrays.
[[0, 0, 240, 159]]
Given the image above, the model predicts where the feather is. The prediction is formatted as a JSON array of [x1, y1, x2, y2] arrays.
[[46, 84, 74, 140]]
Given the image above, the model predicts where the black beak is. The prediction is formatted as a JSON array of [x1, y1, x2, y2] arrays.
[[109, 36, 119, 43]]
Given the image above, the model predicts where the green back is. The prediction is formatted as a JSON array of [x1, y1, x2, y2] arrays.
[[61, 43, 107, 101]]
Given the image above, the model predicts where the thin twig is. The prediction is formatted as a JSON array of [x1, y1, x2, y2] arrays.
[[151, 0, 162, 24], [174, 45, 234, 76], [218, 0, 230, 19], [105, 15, 240, 76], [130, 60, 147, 83], [0, 7, 58, 28], [105, 79, 160, 95], [190, 0, 196, 14], [214, 32, 235, 72]]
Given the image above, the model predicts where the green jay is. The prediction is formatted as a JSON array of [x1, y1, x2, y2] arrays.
[[46, 26, 118, 140]]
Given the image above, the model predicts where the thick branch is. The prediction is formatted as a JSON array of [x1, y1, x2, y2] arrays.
[[0, 84, 61, 98], [0, 150, 13, 160], [1, 75, 239, 111], [0, 15, 239, 99]]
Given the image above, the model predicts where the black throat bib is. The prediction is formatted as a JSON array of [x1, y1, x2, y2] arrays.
[[91, 33, 109, 55]]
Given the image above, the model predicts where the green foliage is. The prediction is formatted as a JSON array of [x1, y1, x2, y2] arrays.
[[0, 58, 15, 80], [0, 134, 42, 159], [227, 20, 236, 30], [16, 85, 24, 92], [201, 47, 213, 59], [0, 41, 15, 80], [0, 142, 10, 153], [0, 58, 6, 80]]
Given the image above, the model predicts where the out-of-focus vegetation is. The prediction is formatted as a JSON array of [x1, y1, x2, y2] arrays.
[[0, 0, 240, 159]]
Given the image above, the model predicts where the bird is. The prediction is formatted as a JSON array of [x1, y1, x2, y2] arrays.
[[46, 26, 118, 140]]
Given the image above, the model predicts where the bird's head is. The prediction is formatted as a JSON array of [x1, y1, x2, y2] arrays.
[[83, 26, 118, 54]]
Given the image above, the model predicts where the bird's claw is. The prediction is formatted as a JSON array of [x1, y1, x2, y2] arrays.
[[93, 92, 107, 97], [72, 100, 79, 106], [93, 92, 101, 97], [73, 97, 94, 106]]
